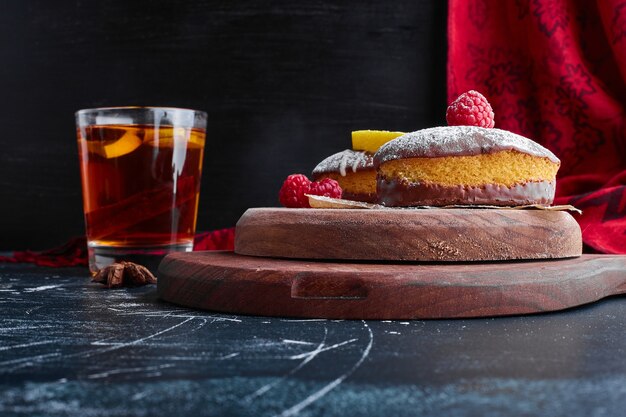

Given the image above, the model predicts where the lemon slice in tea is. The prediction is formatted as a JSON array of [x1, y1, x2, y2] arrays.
[[146, 127, 204, 148], [101, 131, 142, 158], [352, 130, 405, 153]]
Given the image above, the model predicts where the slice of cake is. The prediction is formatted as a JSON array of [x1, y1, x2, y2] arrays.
[[311, 130, 405, 203], [312, 149, 377, 203], [374, 126, 560, 207]]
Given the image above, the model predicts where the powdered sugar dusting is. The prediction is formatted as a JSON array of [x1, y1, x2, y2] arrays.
[[312, 150, 374, 177], [374, 126, 560, 166]]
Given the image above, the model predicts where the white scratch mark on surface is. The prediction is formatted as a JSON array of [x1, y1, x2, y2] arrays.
[[0, 340, 54, 352], [282, 339, 316, 346], [275, 320, 374, 417], [25, 305, 44, 315], [190, 318, 208, 332], [90, 336, 120, 346], [24, 285, 63, 292], [79, 317, 195, 357], [132, 390, 152, 401], [288, 339, 357, 360], [117, 303, 142, 308], [218, 353, 240, 360], [245, 328, 329, 401], [387, 331, 401, 335], [0, 325, 55, 333], [280, 319, 327, 322], [106, 308, 242, 323], [187, 314, 241, 323], [0, 352, 61, 368], [157, 311, 174, 320], [54, 317, 194, 358], [87, 363, 174, 379], [90, 341, 125, 346]]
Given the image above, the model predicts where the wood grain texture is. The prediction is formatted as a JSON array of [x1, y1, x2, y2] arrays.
[[234, 208, 583, 261], [157, 251, 626, 319]]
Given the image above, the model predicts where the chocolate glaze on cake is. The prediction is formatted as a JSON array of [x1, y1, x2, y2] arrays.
[[312, 149, 374, 177], [378, 177, 556, 207], [374, 126, 560, 167], [341, 191, 378, 203]]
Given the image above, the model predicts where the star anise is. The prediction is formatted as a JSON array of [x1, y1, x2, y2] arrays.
[[92, 261, 157, 288]]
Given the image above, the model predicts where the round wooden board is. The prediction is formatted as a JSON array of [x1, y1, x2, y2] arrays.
[[157, 251, 626, 319], [234, 208, 582, 262]]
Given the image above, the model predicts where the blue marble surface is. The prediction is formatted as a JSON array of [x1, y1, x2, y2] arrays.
[[0, 263, 625, 416]]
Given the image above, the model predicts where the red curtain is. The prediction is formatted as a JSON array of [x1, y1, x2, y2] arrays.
[[448, 0, 626, 253]]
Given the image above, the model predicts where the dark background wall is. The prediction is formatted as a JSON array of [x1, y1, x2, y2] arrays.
[[0, 0, 447, 250]]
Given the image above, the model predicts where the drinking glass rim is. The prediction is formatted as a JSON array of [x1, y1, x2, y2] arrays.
[[75, 106, 207, 118]]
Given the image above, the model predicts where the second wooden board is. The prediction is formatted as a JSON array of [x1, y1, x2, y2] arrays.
[[157, 251, 626, 319], [235, 208, 582, 262]]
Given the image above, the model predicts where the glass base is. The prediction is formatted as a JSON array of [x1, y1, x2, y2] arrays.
[[87, 242, 193, 275]]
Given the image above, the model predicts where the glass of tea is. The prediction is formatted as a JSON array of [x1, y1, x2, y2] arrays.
[[75, 107, 206, 274]]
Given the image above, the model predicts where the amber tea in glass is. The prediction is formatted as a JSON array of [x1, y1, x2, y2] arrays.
[[76, 107, 206, 274]]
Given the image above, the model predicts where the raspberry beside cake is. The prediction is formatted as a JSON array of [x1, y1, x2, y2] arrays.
[[312, 149, 377, 203], [374, 126, 560, 207]]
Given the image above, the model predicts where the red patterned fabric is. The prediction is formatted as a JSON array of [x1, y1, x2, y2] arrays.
[[0, 228, 236, 267], [0, 237, 89, 267], [194, 228, 236, 252], [448, 0, 626, 253]]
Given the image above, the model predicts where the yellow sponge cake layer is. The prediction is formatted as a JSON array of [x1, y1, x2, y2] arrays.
[[379, 150, 558, 188], [317, 170, 377, 196]]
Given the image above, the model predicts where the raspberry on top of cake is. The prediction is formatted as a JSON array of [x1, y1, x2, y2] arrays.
[[373, 125, 560, 207]]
